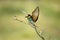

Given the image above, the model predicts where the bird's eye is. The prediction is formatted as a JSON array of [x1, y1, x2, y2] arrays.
[[28, 16, 30, 18]]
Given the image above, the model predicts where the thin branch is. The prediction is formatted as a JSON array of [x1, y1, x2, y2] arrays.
[[35, 27, 45, 40], [31, 23, 45, 40], [14, 16, 27, 24]]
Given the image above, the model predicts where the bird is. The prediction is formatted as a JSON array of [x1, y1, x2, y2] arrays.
[[25, 7, 39, 28]]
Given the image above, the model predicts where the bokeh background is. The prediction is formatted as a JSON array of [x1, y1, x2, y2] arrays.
[[0, 0, 60, 40]]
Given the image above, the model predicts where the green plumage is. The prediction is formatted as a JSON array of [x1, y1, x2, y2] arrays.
[[27, 17, 34, 23]]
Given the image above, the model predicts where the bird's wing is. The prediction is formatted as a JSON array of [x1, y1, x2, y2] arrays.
[[32, 7, 39, 22]]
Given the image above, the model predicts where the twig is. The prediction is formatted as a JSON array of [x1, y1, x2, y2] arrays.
[[14, 16, 27, 24], [31, 23, 45, 40], [35, 27, 45, 40]]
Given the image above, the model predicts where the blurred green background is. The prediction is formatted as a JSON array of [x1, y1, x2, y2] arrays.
[[0, 0, 60, 40]]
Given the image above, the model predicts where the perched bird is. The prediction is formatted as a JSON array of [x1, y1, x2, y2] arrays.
[[25, 7, 39, 28]]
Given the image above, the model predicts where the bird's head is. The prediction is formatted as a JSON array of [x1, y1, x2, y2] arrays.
[[25, 14, 31, 18]]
